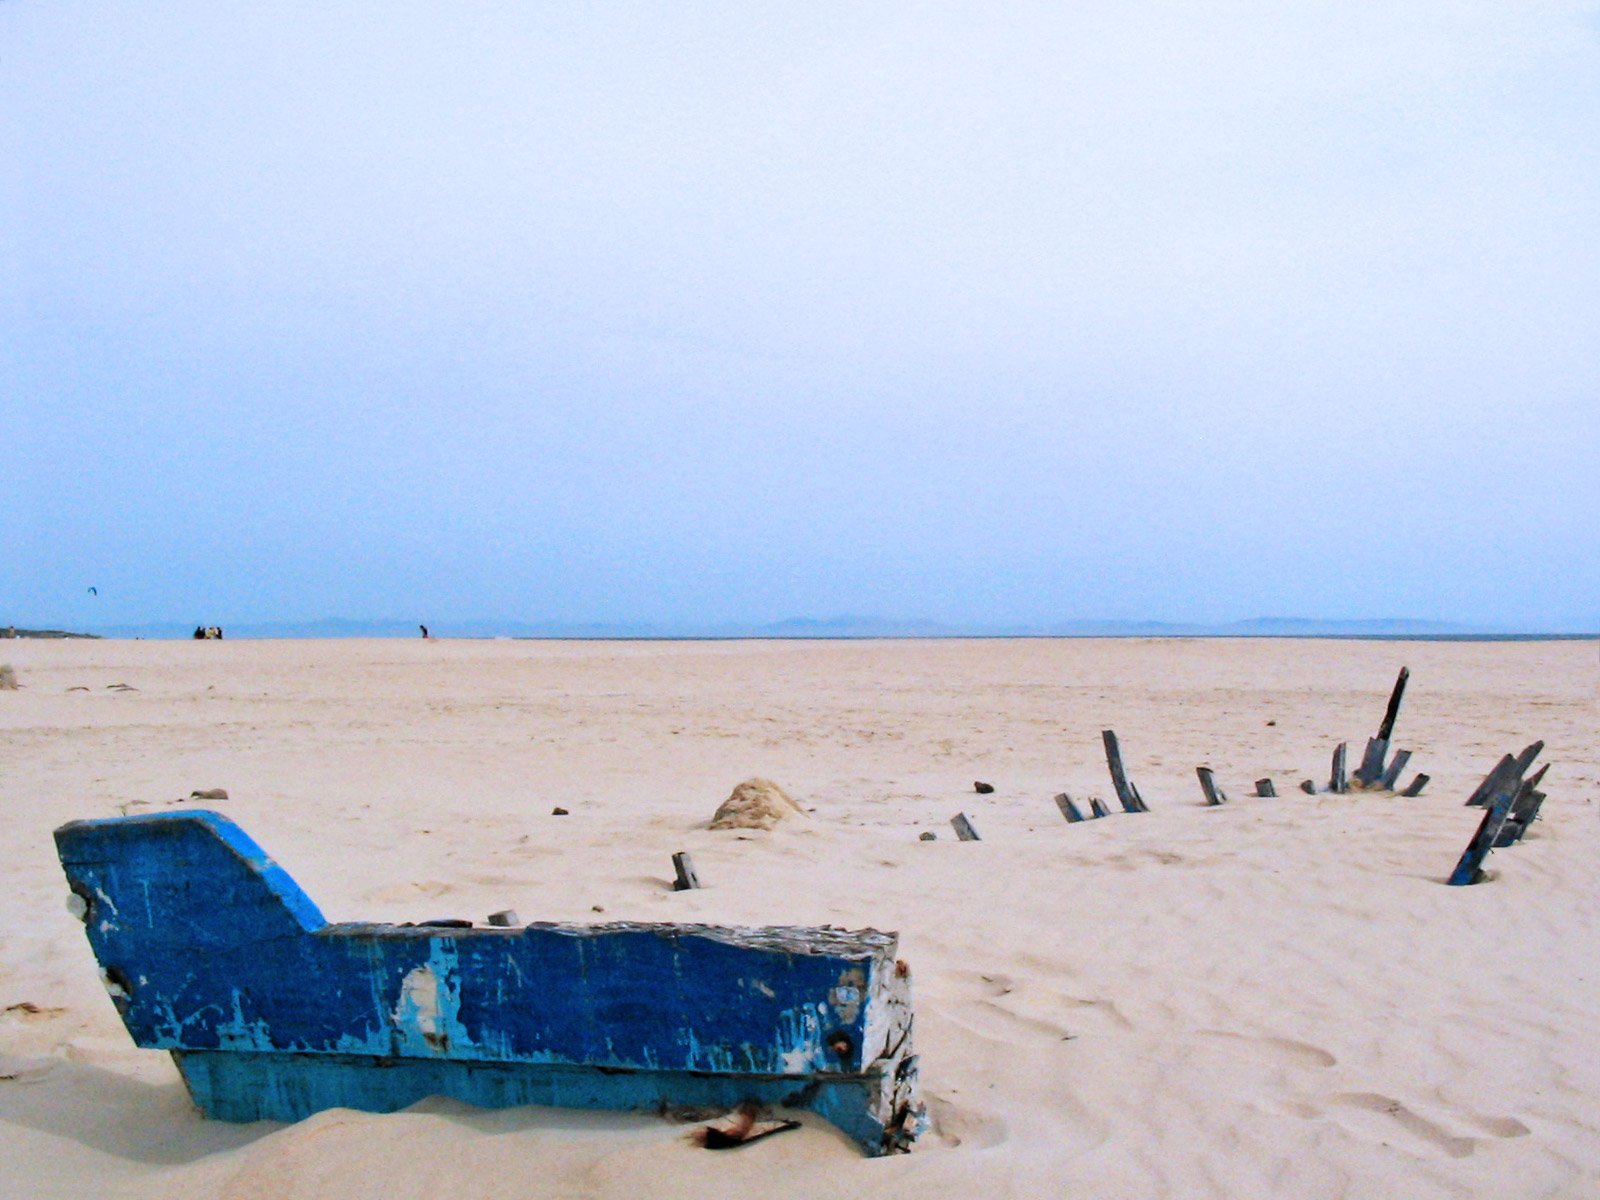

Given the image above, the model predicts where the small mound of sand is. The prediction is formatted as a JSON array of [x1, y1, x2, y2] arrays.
[[0, 665, 17, 691], [710, 778, 805, 830]]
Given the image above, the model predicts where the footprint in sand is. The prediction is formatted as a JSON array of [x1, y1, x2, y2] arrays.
[[364, 880, 455, 903], [951, 971, 1133, 1039], [923, 1093, 1010, 1149], [1198, 1029, 1337, 1069], [1289, 1091, 1529, 1160]]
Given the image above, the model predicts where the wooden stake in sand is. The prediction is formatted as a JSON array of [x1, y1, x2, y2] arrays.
[[950, 813, 981, 841], [1101, 730, 1150, 813], [1089, 797, 1111, 819], [1299, 780, 1317, 795], [1055, 794, 1085, 823], [1329, 742, 1349, 794], [1254, 778, 1277, 798], [671, 852, 701, 891], [1378, 749, 1412, 791], [1401, 774, 1430, 797], [1196, 767, 1226, 806]]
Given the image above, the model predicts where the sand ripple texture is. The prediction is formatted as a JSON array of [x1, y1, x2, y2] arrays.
[[2, 636, 1597, 1199]]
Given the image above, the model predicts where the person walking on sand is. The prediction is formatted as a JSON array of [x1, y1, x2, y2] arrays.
[[419, 624, 429, 639]]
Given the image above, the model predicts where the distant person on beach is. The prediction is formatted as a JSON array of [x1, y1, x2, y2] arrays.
[[420, 624, 429, 639]]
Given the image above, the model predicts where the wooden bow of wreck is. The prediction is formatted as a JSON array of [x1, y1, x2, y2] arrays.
[[54, 811, 923, 1155]]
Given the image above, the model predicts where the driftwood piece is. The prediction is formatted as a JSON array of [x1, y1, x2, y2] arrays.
[[1054, 794, 1085, 823], [54, 811, 924, 1156], [1254, 778, 1276, 798], [1401, 773, 1430, 797], [1101, 730, 1149, 814], [1329, 742, 1348, 794], [672, 853, 702, 891], [1089, 797, 1111, 819], [1196, 767, 1226, 807], [950, 813, 981, 841], [973, 781, 994, 795], [1378, 749, 1412, 791], [1299, 780, 1317, 795]]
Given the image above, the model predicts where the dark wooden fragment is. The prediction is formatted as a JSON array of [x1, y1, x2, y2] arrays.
[[1089, 797, 1111, 819], [1196, 767, 1226, 806], [1514, 740, 1546, 774], [950, 813, 981, 841], [1401, 773, 1429, 797], [486, 910, 520, 927], [1377, 666, 1410, 741], [973, 781, 994, 794], [1378, 749, 1412, 791], [1465, 754, 1519, 808], [1354, 737, 1389, 787], [671, 852, 701, 891], [1254, 778, 1276, 798], [1299, 780, 1317, 795], [1329, 742, 1348, 794], [1101, 730, 1146, 814], [1447, 783, 1519, 885], [1054, 793, 1085, 823]]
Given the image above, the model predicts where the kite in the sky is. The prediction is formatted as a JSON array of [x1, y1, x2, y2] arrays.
[[87, 587, 98, 596]]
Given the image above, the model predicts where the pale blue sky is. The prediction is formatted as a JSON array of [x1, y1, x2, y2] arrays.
[[5, 3, 1599, 632]]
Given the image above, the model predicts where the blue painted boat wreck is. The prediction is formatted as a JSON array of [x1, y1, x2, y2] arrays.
[[54, 811, 924, 1155]]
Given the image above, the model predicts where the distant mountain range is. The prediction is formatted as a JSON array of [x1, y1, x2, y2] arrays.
[[62, 615, 1595, 640]]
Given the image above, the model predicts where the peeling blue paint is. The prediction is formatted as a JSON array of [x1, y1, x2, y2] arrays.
[[55, 811, 923, 1155]]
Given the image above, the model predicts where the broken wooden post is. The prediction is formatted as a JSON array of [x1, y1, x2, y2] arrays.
[[1195, 767, 1226, 806], [54, 811, 924, 1157], [1378, 666, 1409, 742], [1089, 797, 1111, 818], [950, 813, 981, 841], [1378, 749, 1412, 791], [486, 910, 519, 927], [671, 852, 701, 891], [1054, 793, 1085, 823], [1329, 742, 1348, 794], [1401, 773, 1430, 797], [1464, 752, 1525, 808], [1254, 778, 1276, 798], [1497, 764, 1551, 846], [1101, 730, 1149, 813], [973, 781, 994, 794], [1448, 774, 1523, 885], [1354, 736, 1389, 788], [1299, 780, 1317, 795]]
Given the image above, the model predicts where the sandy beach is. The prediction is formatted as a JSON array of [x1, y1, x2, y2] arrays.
[[2, 636, 1597, 1199]]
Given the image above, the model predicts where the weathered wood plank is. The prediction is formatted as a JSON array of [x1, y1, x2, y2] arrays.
[[1254, 778, 1276, 798], [1089, 797, 1111, 819], [1378, 749, 1412, 791], [1329, 742, 1348, 794], [1377, 666, 1409, 742], [1354, 736, 1389, 787], [950, 813, 981, 841], [1450, 781, 1519, 884], [54, 812, 924, 1156], [672, 852, 701, 891], [1054, 793, 1085, 823], [1101, 730, 1147, 814], [1401, 773, 1430, 797], [1196, 767, 1226, 806]]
